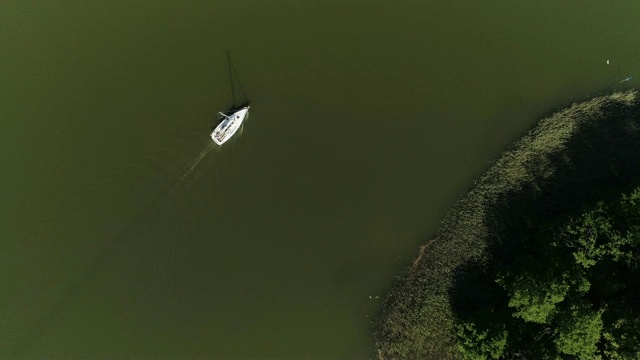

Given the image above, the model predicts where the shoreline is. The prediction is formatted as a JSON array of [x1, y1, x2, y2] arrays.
[[374, 90, 640, 359]]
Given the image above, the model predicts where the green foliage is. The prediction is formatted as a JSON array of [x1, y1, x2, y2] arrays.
[[456, 319, 507, 360], [554, 302, 604, 359], [564, 202, 634, 268], [497, 272, 570, 324], [620, 187, 640, 224], [600, 300, 640, 359], [454, 185, 640, 359]]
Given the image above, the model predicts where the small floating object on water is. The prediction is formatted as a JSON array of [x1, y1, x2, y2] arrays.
[[607, 59, 610, 65], [620, 76, 632, 83]]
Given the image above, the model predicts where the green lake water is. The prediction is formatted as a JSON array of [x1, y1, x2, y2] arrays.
[[2, 1, 640, 358]]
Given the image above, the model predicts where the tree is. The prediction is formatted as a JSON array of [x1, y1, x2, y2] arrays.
[[455, 185, 640, 359], [554, 301, 604, 359], [563, 202, 633, 268], [456, 310, 508, 360], [496, 267, 589, 325], [497, 272, 568, 324], [600, 300, 640, 359]]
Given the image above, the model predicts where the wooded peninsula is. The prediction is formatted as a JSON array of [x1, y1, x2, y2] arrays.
[[375, 91, 640, 359]]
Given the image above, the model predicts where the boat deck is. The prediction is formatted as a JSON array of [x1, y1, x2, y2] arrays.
[[211, 106, 249, 145]]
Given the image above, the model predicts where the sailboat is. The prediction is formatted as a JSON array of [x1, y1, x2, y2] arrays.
[[211, 52, 250, 145]]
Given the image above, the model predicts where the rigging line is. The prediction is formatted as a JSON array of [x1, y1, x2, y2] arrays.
[[228, 52, 249, 104], [227, 51, 236, 107]]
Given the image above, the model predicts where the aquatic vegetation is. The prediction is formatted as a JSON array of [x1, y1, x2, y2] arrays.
[[374, 91, 640, 359]]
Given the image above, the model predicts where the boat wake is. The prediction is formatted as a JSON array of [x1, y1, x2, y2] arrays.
[[10, 138, 218, 356], [169, 141, 216, 194]]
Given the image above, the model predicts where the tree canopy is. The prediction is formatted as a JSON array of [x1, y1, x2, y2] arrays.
[[456, 186, 640, 359]]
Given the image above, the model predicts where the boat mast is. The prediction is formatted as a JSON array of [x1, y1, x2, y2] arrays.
[[227, 51, 236, 108], [227, 51, 249, 106]]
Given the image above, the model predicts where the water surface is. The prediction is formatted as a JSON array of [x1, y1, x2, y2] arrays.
[[2, 1, 640, 358]]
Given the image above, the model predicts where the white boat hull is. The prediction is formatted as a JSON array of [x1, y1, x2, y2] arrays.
[[210, 106, 249, 145]]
